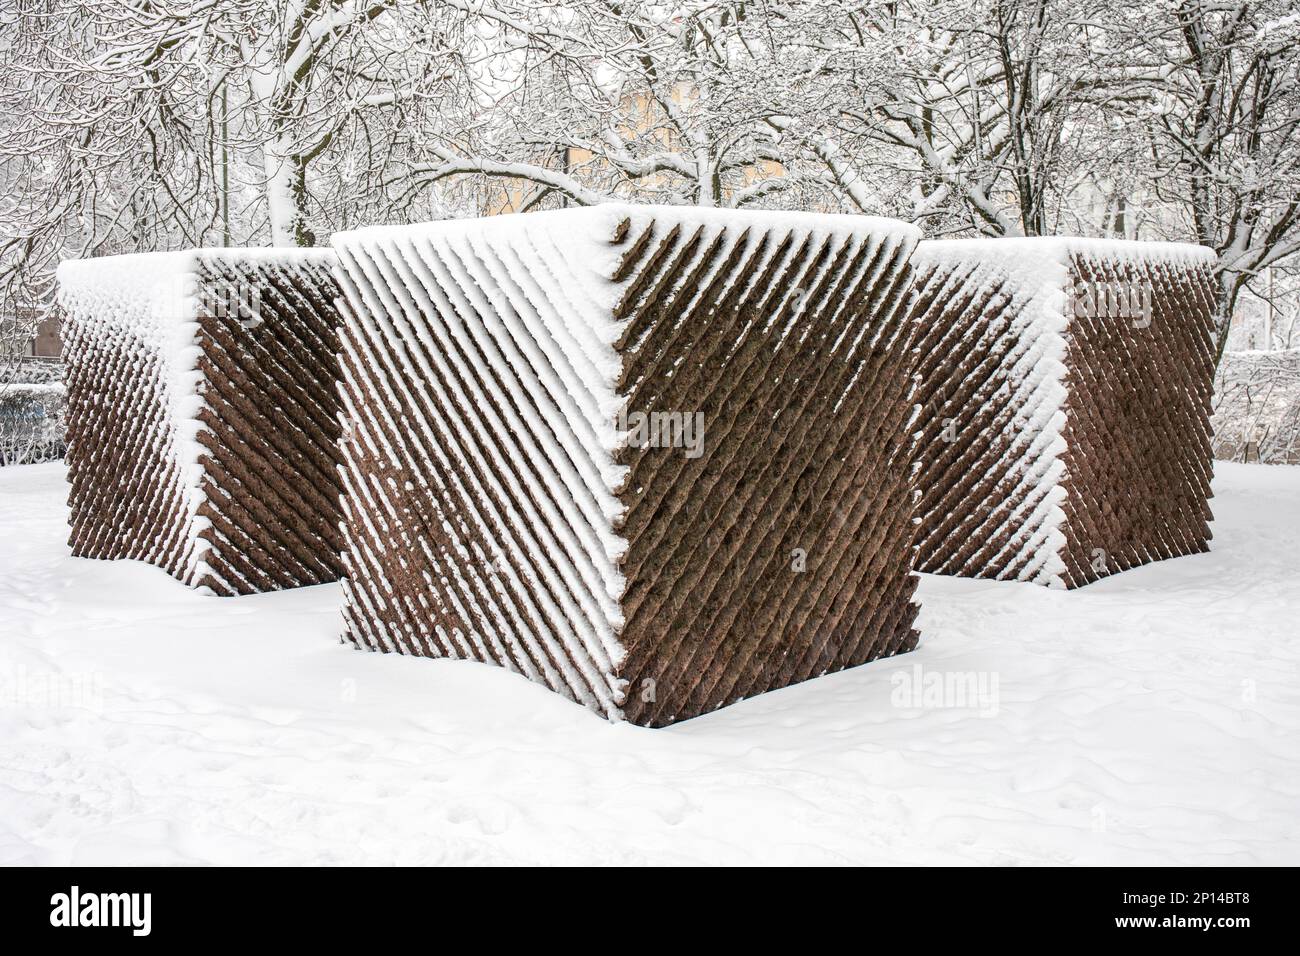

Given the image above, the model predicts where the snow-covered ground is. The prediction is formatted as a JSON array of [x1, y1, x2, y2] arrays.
[[1, 461, 1296, 865]]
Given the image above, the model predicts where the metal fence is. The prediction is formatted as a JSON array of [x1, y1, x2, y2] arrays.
[[0, 382, 66, 466]]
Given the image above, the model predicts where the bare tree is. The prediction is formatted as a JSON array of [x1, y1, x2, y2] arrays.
[[1133, 0, 1300, 361], [748, 1, 1111, 235], [0, 0, 470, 342], [2, 0, 1297, 373], [394, 1, 817, 211]]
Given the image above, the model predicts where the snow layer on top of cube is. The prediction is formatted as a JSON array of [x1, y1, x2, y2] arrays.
[[912, 235, 1215, 272]]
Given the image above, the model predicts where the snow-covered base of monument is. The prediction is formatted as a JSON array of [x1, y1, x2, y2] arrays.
[[4, 460, 1298, 865], [909, 237, 1218, 588], [331, 204, 922, 726], [58, 248, 345, 595]]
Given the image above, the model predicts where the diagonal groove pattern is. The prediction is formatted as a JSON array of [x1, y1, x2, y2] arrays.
[[908, 238, 1216, 588], [1057, 251, 1217, 585], [333, 205, 921, 726], [59, 250, 344, 595]]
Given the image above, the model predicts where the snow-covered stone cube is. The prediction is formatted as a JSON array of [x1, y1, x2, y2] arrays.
[[331, 204, 922, 725], [59, 249, 345, 594], [909, 238, 1217, 588]]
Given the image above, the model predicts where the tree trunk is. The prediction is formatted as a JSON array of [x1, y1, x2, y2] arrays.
[[264, 140, 315, 247], [1212, 269, 1246, 368]]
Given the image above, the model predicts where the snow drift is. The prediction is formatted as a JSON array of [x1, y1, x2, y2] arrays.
[[58, 248, 345, 594]]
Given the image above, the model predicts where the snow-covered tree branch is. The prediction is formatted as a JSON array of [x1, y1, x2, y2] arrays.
[[2, 0, 1298, 376]]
